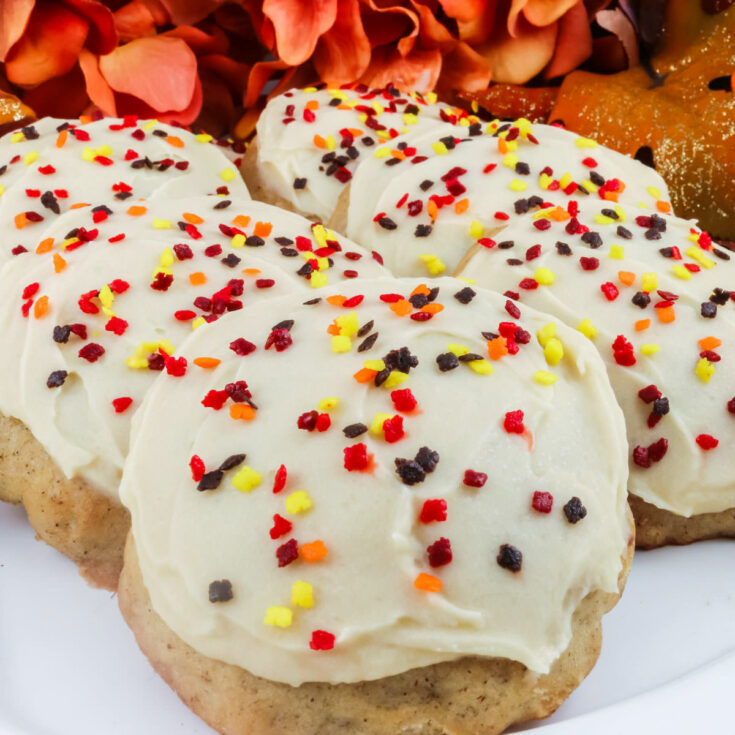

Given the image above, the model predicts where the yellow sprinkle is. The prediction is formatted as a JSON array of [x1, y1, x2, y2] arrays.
[[467, 359, 493, 375], [376, 130, 390, 140], [232, 466, 262, 493], [61, 237, 79, 250], [312, 224, 328, 249], [364, 359, 385, 371], [647, 186, 661, 199], [672, 264, 692, 280], [613, 205, 626, 221], [0, 185, 4, 197], [641, 272, 658, 292], [10, 131, 24, 143], [580, 180, 598, 193], [159, 248, 174, 267], [331, 335, 352, 353], [537, 322, 556, 347], [418, 254, 446, 275], [303, 86, 318, 93], [685, 246, 715, 269], [335, 311, 359, 337], [502, 153, 518, 168], [125, 357, 148, 369], [544, 338, 564, 365], [220, 168, 236, 182], [196, 133, 213, 143], [533, 370, 558, 385], [325, 134, 336, 151], [457, 276, 476, 284], [577, 318, 597, 339], [432, 141, 448, 155], [539, 173, 552, 190], [509, 179, 527, 192], [291, 581, 314, 608], [192, 316, 205, 330], [370, 413, 394, 436], [447, 343, 470, 356], [516, 118, 533, 136], [695, 357, 715, 383], [143, 119, 158, 130], [316, 256, 329, 271], [24, 150, 38, 166], [285, 490, 312, 514], [640, 344, 660, 356], [534, 267, 555, 285], [687, 233, 700, 244], [609, 244, 624, 259], [469, 220, 483, 239], [383, 371, 409, 388], [151, 217, 171, 230], [504, 139, 518, 152], [81, 146, 95, 162], [575, 136, 598, 148], [374, 147, 390, 159], [595, 214, 615, 225], [264, 606, 293, 628], [559, 172, 573, 189], [317, 397, 339, 411], [403, 112, 418, 126], [98, 285, 114, 309], [231, 233, 245, 248], [95, 144, 113, 157], [158, 340, 175, 355], [637, 201, 649, 209], [310, 271, 328, 288]]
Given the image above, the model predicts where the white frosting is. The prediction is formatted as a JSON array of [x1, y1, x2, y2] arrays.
[[0, 117, 249, 263], [346, 120, 673, 277], [459, 198, 735, 516], [0, 196, 382, 497], [254, 86, 462, 221], [121, 277, 629, 685]]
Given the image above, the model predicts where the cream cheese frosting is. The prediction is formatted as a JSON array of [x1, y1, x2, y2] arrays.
[[0, 195, 382, 498], [458, 198, 735, 516], [345, 119, 673, 277], [0, 117, 248, 263], [120, 277, 629, 686], [253, 85, 469, 221]]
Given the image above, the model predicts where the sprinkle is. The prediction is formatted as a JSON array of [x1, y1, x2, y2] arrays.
[[609, 244, 625, 259], [563, 497, 587, 523], [575, 136, 598, 148], [657, 305, 675, 323], [577, 318, 597, 339], [640, 344, 660, 355], [427, 537, 452, 567], [152, 218, 172, 229], [534, 267, 555, 285], [220, 168, 236, 182], [503, 410, 524, 434], [208, 580, 233, 603], [467, 359, 493, 374], [641, 273, 658, 292], [232, 466, 262, 493], [264, 607, 293, 628], [285, 490, 313, 514], [601, 282, 619, 301], [544, 338, 564, 365], [291, 581, 314, 608], [310, 630, 335, 651], [414, 573, 442, 592], [533, 370, 558, 385], [463, 470, 487, 488], [497, 544, 522, 572], [300, 540, 328, 562], [419, 499, 447, 523], [532, 491, 553, 513], [696, 434, 719, 450], [695, 358, 715, 383], [418, 254, 445, 275], [46, 370, 68, 388], [193, 357, 221, 369]]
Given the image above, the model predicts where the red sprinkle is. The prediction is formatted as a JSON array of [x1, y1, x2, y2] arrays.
[[503, 410, 525, 434], [638, 385, 662, 403], [463, 470, 488, 488], [22, 283, 40, 300], [344, 443, 370, 471], [391, 388, 417, 412], [310, 630, 335, 651], [316, 413, 331, 432], [78, 343, 104, 362], [696, 434, 719, 450], [111, 397, 133, 414], [202, 389, 229, 410], [276, 539, 299, 567], [273, 464, 287, 494], [427, 537, 453, 567], [601, 282, 619, 301], [230, 338, 256, 356], [580, 257, 599, 271], [531, 491, 553, 513], [270, 514, 293, 539], [189, 455, 205, 482], [382, 415, 404, 443], [105, 316, 128, 335], [297, 410, 319, 431], [419, 499, 447, 523], [165, 356, 187, 377]]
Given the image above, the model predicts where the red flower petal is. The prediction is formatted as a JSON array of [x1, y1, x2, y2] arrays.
[[5, 1, 89, 86], [314, 0, 371, 83], [79, 47, 117, 115], [22, 62, 90, 117], [262, 0, 337, 65], [60, 0, 117, 55], [362, 46, 442, 93], [0, 0, 34, 60], [114, 74, 203, 124], [243, 58, 290, 108], [412, 0, 456, 49], [509, 0, 578, 35], [544, 1, 593, 78], [438, 41, 492, 93], [437, 0, 488, 23], [112, 0, 158, 42], [199, 54, 249, 97], [361, 0, 419, 56], [163, 24, 229, 56], [158, 0, 225, 25], [98, 36, 197, 113]]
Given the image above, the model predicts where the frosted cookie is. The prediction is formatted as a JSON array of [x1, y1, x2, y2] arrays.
[[458, 197, 735, 547], [0, 196, 382, 588], [242, 85, 470, 221], [0, 116, 248, 264], [119, 277, 633, 734], [344, 119, 673, 277]]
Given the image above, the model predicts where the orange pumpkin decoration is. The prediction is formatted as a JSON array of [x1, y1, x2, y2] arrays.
[[550, 0, 735, 239]]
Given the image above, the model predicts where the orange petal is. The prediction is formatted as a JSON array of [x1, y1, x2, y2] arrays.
[[313, 0, 371, 83], [508, 0, 577, 36], [0, 0, 34, 60], [262, 0, 337, 65], [243, 58, 290, 108], [5, 1, 89, 86], [113, 0, 157, 42], [361, 0, 418, 55], [115, 74, 203, 124], [61, 0, 117, 54], [163, 24, 229, 56], [361, 46, 442, 93], [478, 16, 558, 84], [79, 47, 117, 115], [437, 41, 492, 93], [438, 0, 489, 23], [158, 0, 225, 25], [412, 1, 455, 49], [22, 62, 90, 118], [544, 1, 592, 78], [457, 0, 498, 44], [98, 36, 197, 113]]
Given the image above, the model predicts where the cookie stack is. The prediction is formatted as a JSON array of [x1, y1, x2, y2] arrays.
[[0, 85, 729, 735]]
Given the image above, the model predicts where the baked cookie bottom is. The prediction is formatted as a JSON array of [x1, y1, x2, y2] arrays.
[[630, 494, 735, 550], [119, 523, 633, 735], [0, 413, 128, 589]]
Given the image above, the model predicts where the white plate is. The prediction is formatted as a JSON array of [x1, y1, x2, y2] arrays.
[[1, 501, 734, 734]]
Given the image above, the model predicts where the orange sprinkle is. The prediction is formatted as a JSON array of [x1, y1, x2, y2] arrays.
[[36, 237, 54, 254], [410, 284, 430, 297], [346, 127, 362, 136], [427, 200, 438, 221], [33, 295, 49, 319], [126, 205, 147, 216], [305, 99, 319, 111], [241, 268, 261, 276], [602, 191, 619, 203], [657, 306, 675, 323], [300, 540, 328, 562], [69, 202, 88, 209], [414, 573, 442, 592], [454, 198, 469, 214], [656, 200, 672, 214], [337, 104, 351, 111], [232, 214, 251, 228], [498, 137, 508, 154], [78, 115, 93, 124], [353, 368, 378, 383], [327, 323, 341, 335], [313, 134, 327, 149], [421, 303, 444, 315], [166, 135, 184, 148], [699, 336, 722, 351], [229, 404, 256, 421], [53, 253, 66, 273], [326, 295, 347, 306], [618, 271, 636, 286], [14, 213, 26, 229], [522, 428, 534, 452], [55, 130, 68, 148], [390, 299, 412, 317], [182, 212, 204, 224], [189, 272, 207, 286], [548, 206, 571, 222], [194, 357, 221, 369], [253, 221, 273, 238], [635, 319, 651, 331], [487, 337, 508, 360], [390, 149, 406, 160]]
